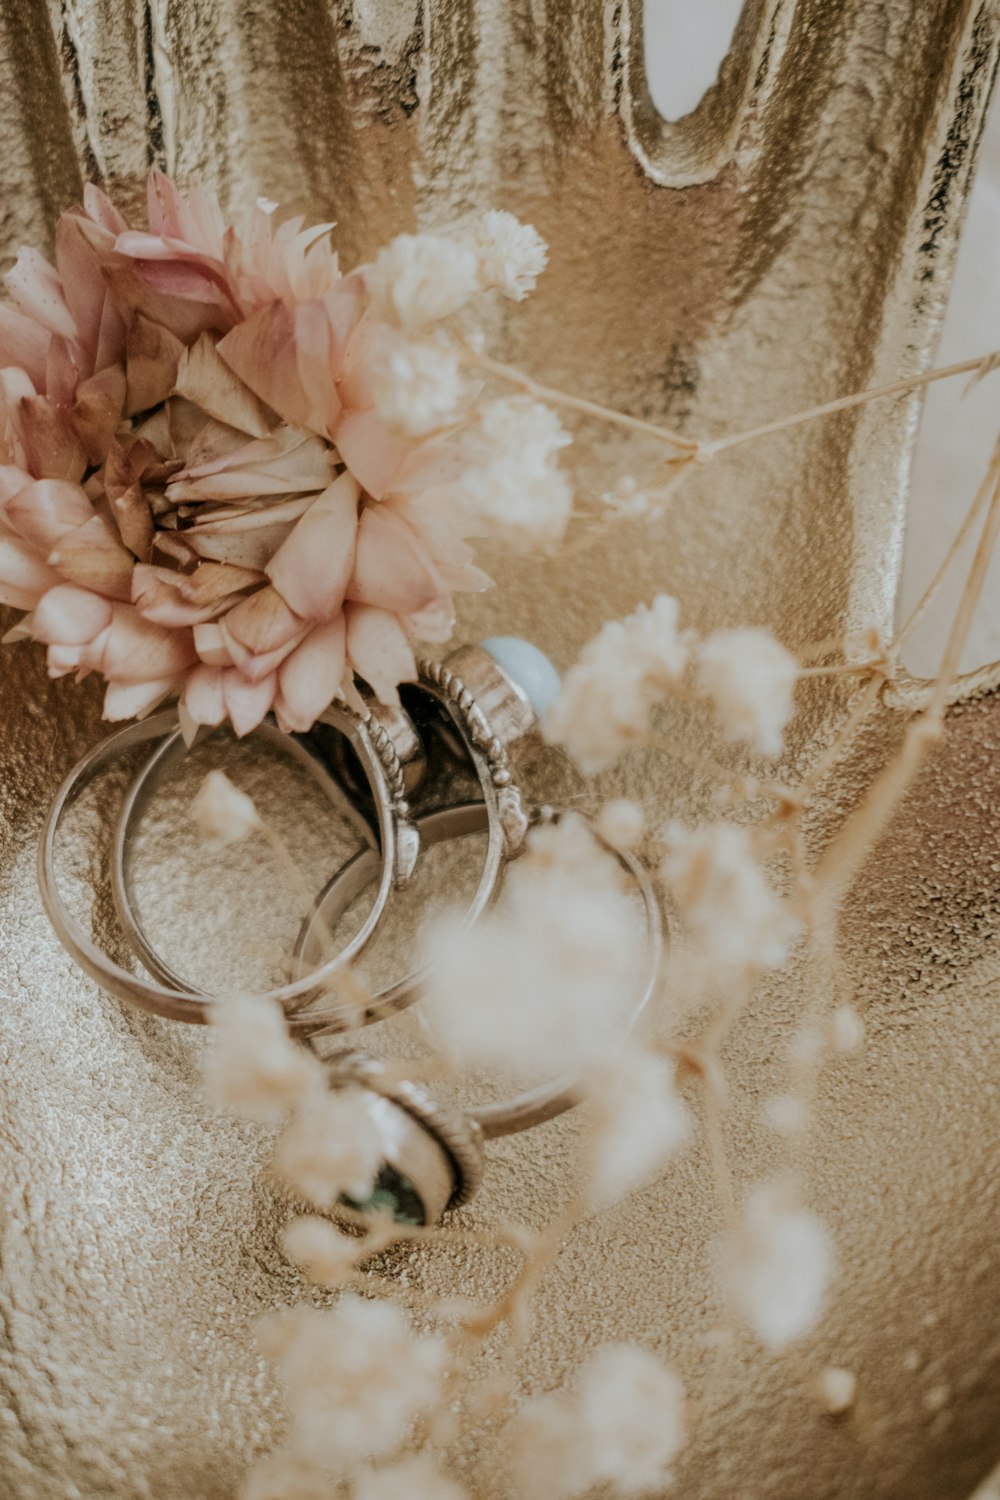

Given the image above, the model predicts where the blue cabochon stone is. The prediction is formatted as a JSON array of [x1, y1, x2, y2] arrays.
[[481, 636, 561, 718]]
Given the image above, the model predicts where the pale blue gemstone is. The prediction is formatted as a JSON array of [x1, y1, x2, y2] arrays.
[[481, 636, 561, 718]]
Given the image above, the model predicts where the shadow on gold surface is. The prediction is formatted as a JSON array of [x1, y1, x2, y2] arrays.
[[1, 2, 999, 1496]]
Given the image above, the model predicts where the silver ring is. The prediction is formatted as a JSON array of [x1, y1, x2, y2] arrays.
[[108, 643, 539, 1022], [38, 708, 418, 1033], [308, 802, 663, 1139]]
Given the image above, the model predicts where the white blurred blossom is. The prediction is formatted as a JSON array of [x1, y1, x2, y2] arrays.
[[660, 820, 800, 982], [585, 1046, 691, 1209], [191, 769, 261, 845], [723, 1178, 833, 1349], [203, 994, 321, 1122], [829, 1004, 865, 1054], [815, 1366, 857, 1414], [440, 397, 572, 551], [370, 339, 465, 436], [365, 232, 480, 331], [595, 796, 646, 849], [510, 1344, 685, 1498], [545, 595, 691, 774], [465, 210, 548, 301], [281, 1215, 364, 1287], [694, 626, 798, 758], [272, 1084, 382, 1208], [353, 1455, 467, 1500], [424, 814, 642, 1075], [257, 1294, 448, 1469]]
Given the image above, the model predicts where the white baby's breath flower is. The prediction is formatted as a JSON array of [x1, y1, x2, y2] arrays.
[[281, 1215, 363, 1287], [545, 595, 690, 774], [258, 1295, 448, 1470], [190, 768, 261, 845], [586, 1046, 691, 1209], [365, 232, 480, 332], [438, 396, 572, 552], [272, 1084, 382, 1208], [424, 814, 642, 1075], [660, 820, 800, 982], [242, 1449, 337, 1500], [829, 1004, 865, 1054], [694, 627, 799, 758], [724, 1178, 833, 1349], [510, 1345, 685, 1499], [815, 1366, 857, 1414], [596, 797, 645, 849], [369, 339, 465, 436], [761, 1093, 808, 1136], [466, 210, 548, 301], [203, 993, 321, 1122], [353, 1455, 467, 1500]]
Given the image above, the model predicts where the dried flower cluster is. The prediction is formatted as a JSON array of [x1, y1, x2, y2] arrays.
[[544, 594, 799, 773], [0, 176, 566, 734]]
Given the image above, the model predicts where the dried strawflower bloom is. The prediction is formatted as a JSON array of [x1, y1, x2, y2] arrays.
[[0, 175, 562, 732], [464, 210, 548, 301], [694, 627, 799, 757], [353, 1455, 467, 1500], [281, 1215, 363, 1287], [272, 1084, 382, 1208], [423, 814, 642, 1075], [257, 1294, 448, 1469], [203, 993, 321, 1122], [660, 821, 800, 982], [829, 1004, 865, 1054], [545, 594, 690, 774], [190, 768, 260, 845], [510, 1344, 685, 1499], [724, 1178, 833, 1349], [815, 1365, 857, 1414], [585, 1046, 691, 1209], [595, 796, 645, 849]]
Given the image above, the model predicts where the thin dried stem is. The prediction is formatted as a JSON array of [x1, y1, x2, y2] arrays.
[[702, 353, 999, 457]]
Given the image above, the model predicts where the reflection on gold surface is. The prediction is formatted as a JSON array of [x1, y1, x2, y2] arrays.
[[1, 3, 999, 1496]]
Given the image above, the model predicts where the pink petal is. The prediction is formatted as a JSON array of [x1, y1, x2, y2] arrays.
[[402, 598, 455, 643], [294, 300, 341, 437], [0, 535, 60, 609], [216, 298, 312, 430], [265, 472, 359, 622], [103, 675, 179, 722], [124, 311, 185, 416], [324, 275, 366, 373], [14, 396, 87, 481], [174, 332, 272, 438], [48, 513, 133, 601], [222, 669, 277, 736], [97, 605, 197, 683], [274, 617, 346, 733], [334, 409, 412, 500], [47, 642, 87, 677], [347, 503, 441, 614], [71, 364, 127, 467], [4, 478, 94, 549], [0, 303, 49, 390], [46, 335, 84, 406], [182, 663, 226, 727], [0, 465, 30, 509], [32, 584, 112, 644], [4, 247, 76, 339], [131, 564, 224, 627], [344, 602, 416, 706], [193, 621, 235, 666], [55, 212, 108, 365], [82, 185, 126, 236]]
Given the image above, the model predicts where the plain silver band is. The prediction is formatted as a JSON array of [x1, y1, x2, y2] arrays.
[[38, 709, 413, 1033], [304, 802, 664, 1140]]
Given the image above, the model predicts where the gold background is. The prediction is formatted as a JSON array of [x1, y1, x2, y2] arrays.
[[1, 1, 1000, 1495]]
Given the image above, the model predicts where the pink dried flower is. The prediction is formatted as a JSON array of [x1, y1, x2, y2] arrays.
[[0, 174, 559, 733]]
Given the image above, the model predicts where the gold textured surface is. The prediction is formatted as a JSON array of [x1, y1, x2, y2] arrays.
[[1, 1, 1000, 1495]]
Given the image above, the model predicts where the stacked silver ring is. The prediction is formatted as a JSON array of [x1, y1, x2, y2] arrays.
[[38, 641, 664, 1224]]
